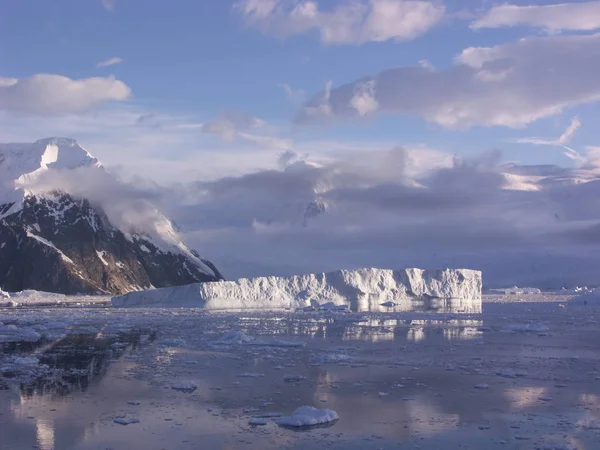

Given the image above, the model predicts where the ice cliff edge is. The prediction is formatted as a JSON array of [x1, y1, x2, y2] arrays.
[[111, 268, 482, 312]]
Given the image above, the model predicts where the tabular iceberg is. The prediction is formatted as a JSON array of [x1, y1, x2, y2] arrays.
[[111, 268, 482, 312]]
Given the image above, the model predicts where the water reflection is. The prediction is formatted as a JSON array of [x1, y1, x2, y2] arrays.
[[228, 315, 483, 344], [3, 328, 155, 398]]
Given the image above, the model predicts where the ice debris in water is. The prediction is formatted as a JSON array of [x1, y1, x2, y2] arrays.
[[248, 418, 268, 426], [171, 382, 197, 392], [159, 338, 186, 347], [311, 353, 352, 364], [114, 417, 140, 425], [237, 373, 265, 378], [274, 406, 339, 428], [283, 374, 306, 382], [248, 339, 305, 348], [216, 331, 254, 344], [503, 323, 549, 333], [474, 383, 490, 389], [0, 324, 41, 343]]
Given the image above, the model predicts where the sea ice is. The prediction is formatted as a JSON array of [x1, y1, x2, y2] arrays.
[[274, 406, 339, 428], [215, 331, 254, 344], [283, 374, 306, 382], [171, 382, 197, 392], [114, 417, 140, 425], [248, 418, 268, 426]]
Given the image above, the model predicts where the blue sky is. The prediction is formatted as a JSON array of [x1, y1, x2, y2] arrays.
[[2, 0, 600, 181]]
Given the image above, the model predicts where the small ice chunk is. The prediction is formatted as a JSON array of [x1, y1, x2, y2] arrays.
[[248, 418, 268, 426], [216, 331, 254, 344], [311, 353, 352, 364], [274, 406, 339, 428], [380, 301, 397, 307], [503, 323, 549, 333], [249, 339, 305, 348], [474, 383, 490, 389], [159, 338, 186, 347], [284, 375, 306, 382], [114, 417, 140, 425], [13, 357, 39, 366], [237, 373, 265, 378], [127, 401, 141, 405], [253, 412, 282, 418], [171, 382, 197, 392]]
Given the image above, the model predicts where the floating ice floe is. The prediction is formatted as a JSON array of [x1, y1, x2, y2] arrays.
[[112, 268, 482, 312], [502, 323, 549, 333], [0, 324, 41, 343], [171, 382, 197, 392], [283, 374, 306, 382], [114, 417, 140, 425], [248, 418, 268, 426], [159, 338, 186, 347], [274, 406, 339, 428], [215, 331, 255, 344], [570, 290, 600, 305], [488, 286, 542, 295]]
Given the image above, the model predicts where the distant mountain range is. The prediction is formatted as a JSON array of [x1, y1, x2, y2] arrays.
[[0, 138, 223, 295]]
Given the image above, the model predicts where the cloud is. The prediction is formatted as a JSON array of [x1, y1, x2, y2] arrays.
[[472, 1, 600, 32], [202, 110, 293, 150], [162, 145, 600, 288], [511, 116, 583, 162], [101, 0, 116, 12], [298, 33, 600, 128], [97, 57, 123, 68], [202, 110, 265, 141], [280, 83, 306, 103], [0, 74, 131, 116], [0, 108, 281, 184], [234, 0, 445, 44]]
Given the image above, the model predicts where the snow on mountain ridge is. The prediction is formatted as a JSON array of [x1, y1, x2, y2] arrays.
[[0, 137, 102, 211], [0, 137, 219, 281]]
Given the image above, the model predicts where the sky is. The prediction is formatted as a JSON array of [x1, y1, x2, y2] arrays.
[[3, 0, 600, 286], [3, 0, 600, 180]]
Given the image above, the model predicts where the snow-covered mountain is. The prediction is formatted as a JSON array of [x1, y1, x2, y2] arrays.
[[0, 137, 223, 295]]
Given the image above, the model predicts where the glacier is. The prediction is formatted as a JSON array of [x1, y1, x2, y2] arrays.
[[111, 268, 482, 312]]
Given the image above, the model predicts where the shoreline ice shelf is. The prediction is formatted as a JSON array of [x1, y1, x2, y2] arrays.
[[112, 268, 482, 312]]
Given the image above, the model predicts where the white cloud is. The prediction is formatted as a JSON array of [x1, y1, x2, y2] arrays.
[[0, 108, 280, 184], [234, 0, 445, 44], [472, 1, 600, 33], [349, 80, 379, 116], [97, 57, 124, 68], [0, 74, 131, 116], [280, 83, 306, 103], [202, 110, 265, 141], [101, 0, 116, 12], [202, 110, 294, 150], [166, 146, 600, 288], [298, 33, 600, 129], [511, 116, 583, 162]]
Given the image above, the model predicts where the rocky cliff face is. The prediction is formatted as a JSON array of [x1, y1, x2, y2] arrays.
[[0, 138, 223, 295]]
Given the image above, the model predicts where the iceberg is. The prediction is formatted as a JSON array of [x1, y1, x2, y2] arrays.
[[112, 268, 482, 312], [0, 289, 9, 299]]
